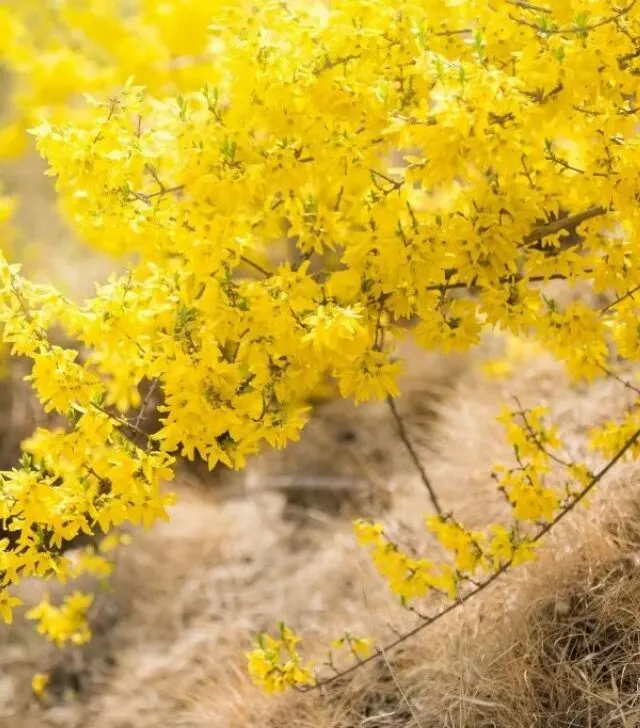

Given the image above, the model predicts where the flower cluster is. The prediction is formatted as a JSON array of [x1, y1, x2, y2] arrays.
[[246, 623, 316, 694], [26, 592, 94, 647]]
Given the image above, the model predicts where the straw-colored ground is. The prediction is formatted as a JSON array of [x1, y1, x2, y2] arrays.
[[3, 146, 640, 728]]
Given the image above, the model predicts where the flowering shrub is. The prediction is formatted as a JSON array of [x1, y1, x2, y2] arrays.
[[1, 0, 640, 691]]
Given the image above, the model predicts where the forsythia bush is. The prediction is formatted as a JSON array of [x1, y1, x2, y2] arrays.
[[1, 0, 640, 693]]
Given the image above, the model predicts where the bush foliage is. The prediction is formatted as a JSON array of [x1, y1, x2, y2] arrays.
[[1, 0, 640, 694]]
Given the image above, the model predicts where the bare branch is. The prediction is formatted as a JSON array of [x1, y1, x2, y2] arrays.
[[239, 255, 273, 277], [422, 271, 590, 296], [387, 396, 443, 516], [307, 416, 640, 690], [416, 205, 605, 296], [506, 0, 551, 11], [433, 27, 472, 36], [598, 365, 640, 397]]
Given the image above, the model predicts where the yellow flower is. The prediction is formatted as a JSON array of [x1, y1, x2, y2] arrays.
[[0, 593, 22, 624], [31, 673, 49, 698]]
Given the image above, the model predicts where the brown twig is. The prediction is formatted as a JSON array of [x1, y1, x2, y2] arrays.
[[416, 205, 605, 296], [308, 418, 640, 690], [387, 396, 443, 516], [510, 0, 637, 35], [513, 397, 574, 467], [598, 365, 640, 397], [90, 402, 154, 444], [600, 282, 640, 315], [239, 256, 273, 277], [522, 206, 606, 244], [433, 27, 472, 36], [134, 377, 161, 430], [506, 0, 551, 11]]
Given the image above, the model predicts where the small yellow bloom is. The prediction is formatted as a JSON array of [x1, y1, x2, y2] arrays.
[[31, 673, 49, 698], [0, 593, 22, 624]]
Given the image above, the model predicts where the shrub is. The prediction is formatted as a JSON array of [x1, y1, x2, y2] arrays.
[[1, 0, 640, 693]]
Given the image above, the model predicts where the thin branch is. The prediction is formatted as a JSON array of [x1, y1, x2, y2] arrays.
[[90, 402, 153, 444], [370, 168, 404, 194], [531, 423, 640, 541], [433, 27, 472, 36], [418, 205, 605, 296], [521, 155, 536, 188], [598, 365, 640, 397], [133, 377, 160, 430], [422, 271, 588, 295], [317, 54, 362, 74], [513, 397, 574, 467], [522, 206, 607, 243], [506, 0, 551, 11], [387, 396, 443, 516], [545, 153, 585, 175], [146, 185, 184, 199], [307, 420, 640, 690], [126, 185, 184, 205], [510, 0, 637, 35], [239, 255, 273, 277], [600, 282, 640, 315]]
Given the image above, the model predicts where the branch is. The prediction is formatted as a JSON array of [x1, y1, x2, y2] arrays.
[[598, 364, 640, 397], [433, 27, 472, 36], [317, 54, 362, 74], [370, 168, 404, 194], [387, 396, 443, 516], [239, 255, 273, 277], [522, 206, 606, 244], [90, 402, 154, 445], [422, 271, 591, 295], [126, 185, 184, 206], [513, 397, 573, 467], [418, 205, 605, 295], [133, 377, 160, 430], [510, 0, 638, 35], [506, 0, 551, 11], [600, 282, 640, 315], [307, 418, 640, 690]]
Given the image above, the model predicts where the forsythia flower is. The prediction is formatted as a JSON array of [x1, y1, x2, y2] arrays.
[[0, 592, 22, 624], [31, 673, 49, 698], [355, 519, 458, 600], [426, 517, 489, 575], [331, 634, 373, 658], [246, 624, 316, 693], [26, 592, 94, 647]]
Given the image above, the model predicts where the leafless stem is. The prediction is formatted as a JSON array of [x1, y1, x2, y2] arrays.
[[387, 396, 443, 516], [307, 421, 640, 690], [134, 377, 160, 429], [506, 0, 551, 11], [598, 365, 640, 397], [239, 255, 273, 277]]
